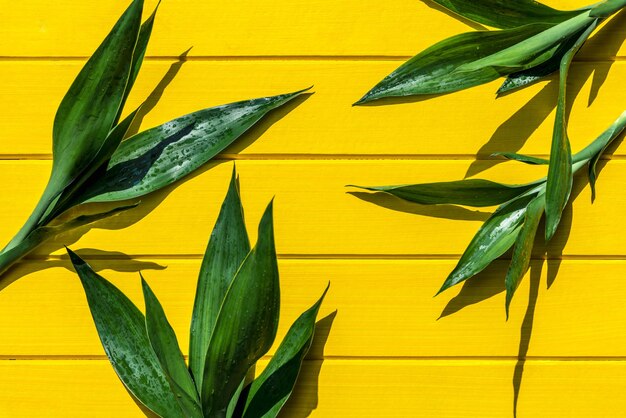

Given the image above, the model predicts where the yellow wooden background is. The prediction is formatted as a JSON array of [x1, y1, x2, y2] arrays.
[[1, 0, 626, 416]]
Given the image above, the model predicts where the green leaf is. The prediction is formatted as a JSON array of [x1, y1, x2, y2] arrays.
[[351, 179, 540, 207], [355, 23, 551, 103], [430, 0, 583, 29], [73, 88, 311, 204], [590, 0, 626, 17], [242, 284, 329, 418], [437, 193, 538, 294], [141, 277, 203, 418], [201, 201, 280, 416], [115, 4, 159, 125], [491, 152, 549, 165], [51, 0, 143, 193], [545, 20, 597, 241], [497, 24, 592, 94], [66, 249, 183, 418], [189, 166, 251, 393], [504, 195, 545, 318]]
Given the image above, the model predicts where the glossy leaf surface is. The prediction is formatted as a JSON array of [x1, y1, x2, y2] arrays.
[[142, 278, 203, 418], [430, 0, 583, 29], [504, 195, 545, 318], [242, 284, 329, 418], [188, 167, 251, 392], [67, 249, 182, 418], [201, 202, 280, 416], [77, 88, 310, 203], [352, 179, 539, 207], [355, 24, 550, 103]]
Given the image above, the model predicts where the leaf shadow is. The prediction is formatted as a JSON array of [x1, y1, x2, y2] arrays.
[[0, 248, 166, 292], [224, 92, 313, 155], [465, 11, 626, 178], [512, 259, 543, 418], [126, 48, 193, 138], [280, 311, 337, 418], [347, 191, 491, 221]]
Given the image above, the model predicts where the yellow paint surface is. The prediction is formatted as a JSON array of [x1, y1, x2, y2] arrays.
[[1, 0, 626, 417]]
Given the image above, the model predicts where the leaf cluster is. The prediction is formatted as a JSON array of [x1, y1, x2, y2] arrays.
[[68, 167, 329, 418], [0, 0, 309, 279]]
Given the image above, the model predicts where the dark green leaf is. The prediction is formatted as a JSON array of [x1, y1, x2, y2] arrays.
[[189, 166, 251, 393], [142, 277, 203, 418], [504, 195, 545, 318], [66, 249, 182, 418], [437, 193, 537, 294], [430, 0, 583, 29], [352, 179, 540, 207], [355, 24, 551, 103], [115, 4, 159, 125], [74, 88, 311, 204], [497, 24, 592, 94], [201, 201, 280, 416], [51, 0, 142, 192], [491, 152, 549, 165], [545, 20, 597, 241], [242, 284, 329, 418]]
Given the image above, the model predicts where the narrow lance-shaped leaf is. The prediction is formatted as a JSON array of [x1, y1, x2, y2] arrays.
[[142, 277, 203, 418], [242, 284, 330, 418], [351, 179, 540, 207], [66, 249, 183, 418], [5, 0, 144, 249], [71, 88, 311, 204], [504, 195, 545, 318], [545, 21, 597, 241], [115, 3, 159, 125], [430, 0, 584, 29], [355, 23, 551, 103], [189, 166, 251, 392], [201, 201, 280, 416], [491, 152, 549, 165], [437, 192, 538, 294]]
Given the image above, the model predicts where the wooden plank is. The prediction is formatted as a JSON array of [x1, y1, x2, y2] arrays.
[[1, 0, 625, 59], [1, 258, 626, 358], [1, 60, 625, 157], [1, 358, 626, 417], [0, 160, 622, 257]]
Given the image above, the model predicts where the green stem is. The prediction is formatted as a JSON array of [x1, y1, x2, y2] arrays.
[[3, 181, 59, 252], [590, 0, 626, 17], [0, 227, 49, 277]]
